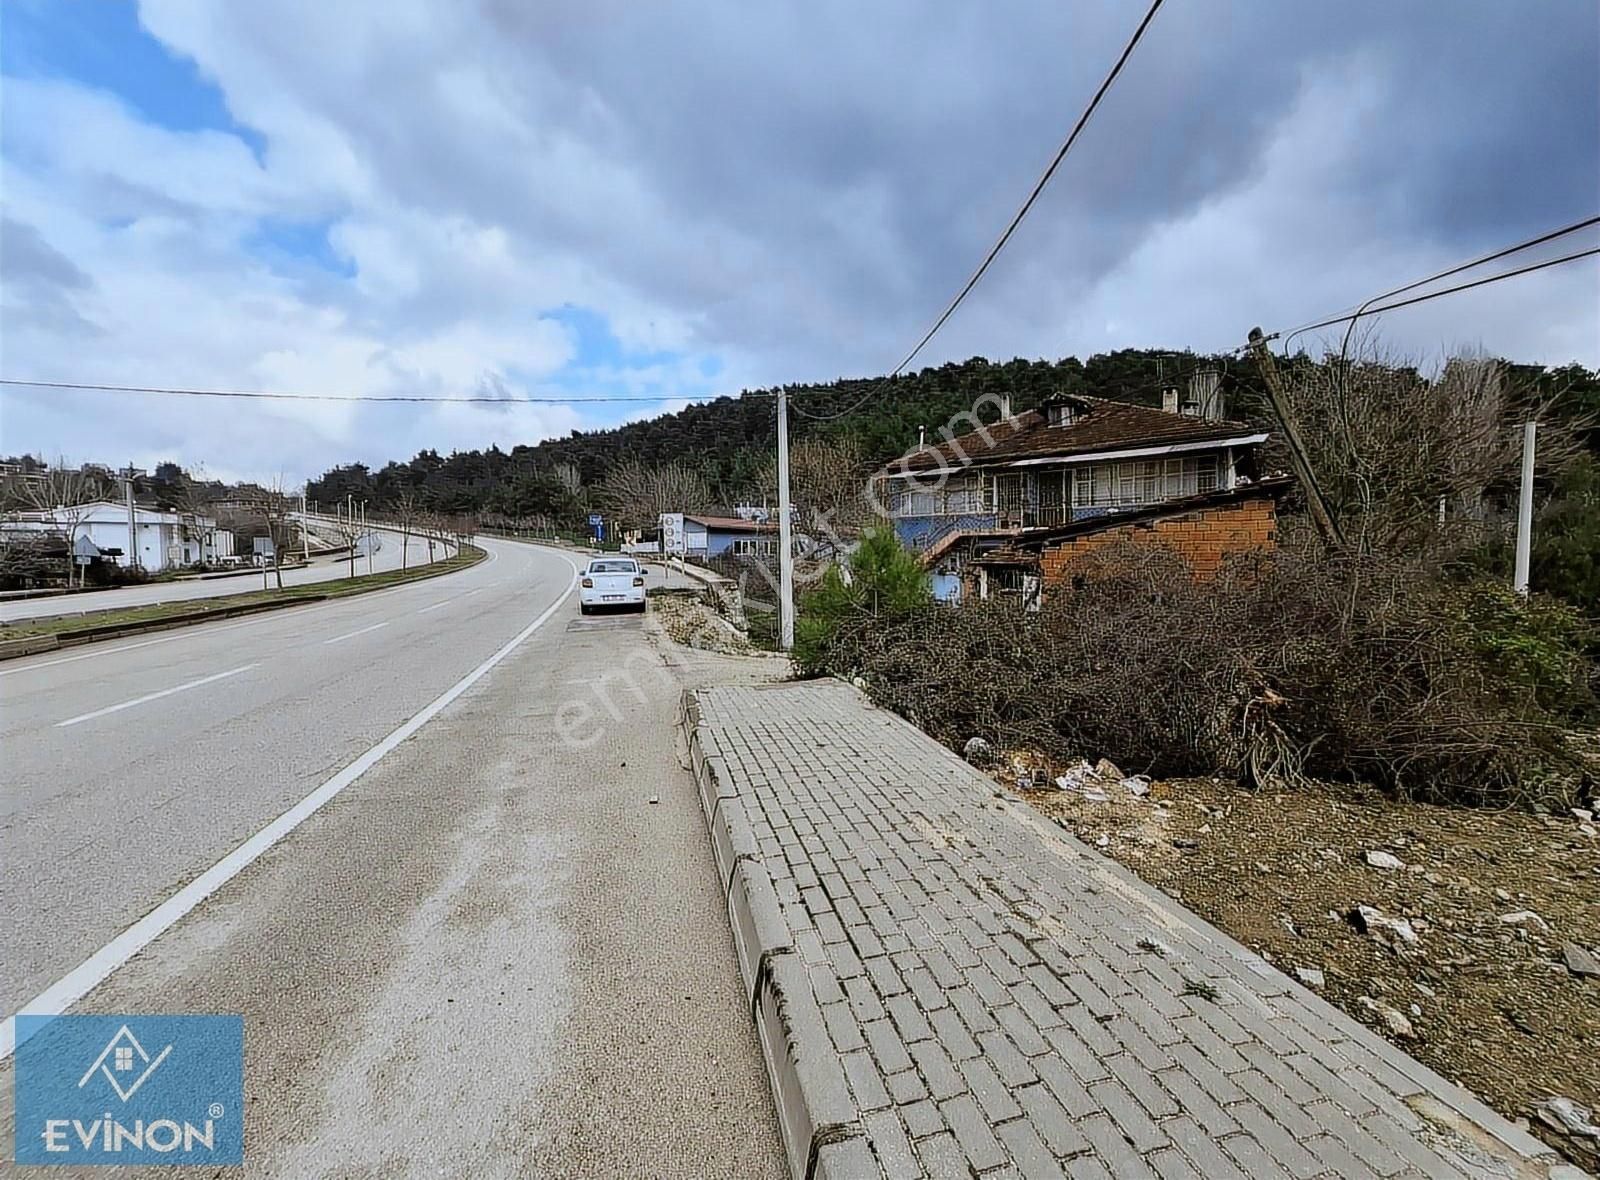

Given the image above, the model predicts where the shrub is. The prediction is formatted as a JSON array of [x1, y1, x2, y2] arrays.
[[793, 528, 930, 674], [816, 542, 1594, 810]]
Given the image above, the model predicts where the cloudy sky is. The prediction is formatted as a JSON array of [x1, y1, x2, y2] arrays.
[[2, 0, 1596, 484]]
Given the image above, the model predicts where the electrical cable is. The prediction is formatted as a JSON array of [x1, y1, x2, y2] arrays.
[[794, 0, 1167, 422], [1274, 214, 1600, 354]]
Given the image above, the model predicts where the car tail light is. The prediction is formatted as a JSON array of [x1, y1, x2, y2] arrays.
[[632, 577, 645, 586], [581, 577, 593, 587]]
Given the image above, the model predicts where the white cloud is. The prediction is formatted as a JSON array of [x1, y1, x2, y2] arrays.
[[2, 0, 1594, 485]]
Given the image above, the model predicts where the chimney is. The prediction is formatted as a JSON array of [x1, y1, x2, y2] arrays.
[[1161, 386, 1180, 414], [1189, 370, 1223, 420], [917, 425, 927, 448], [1000, 394, 1013, 420]]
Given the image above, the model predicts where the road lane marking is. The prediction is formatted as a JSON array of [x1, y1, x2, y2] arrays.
[[0, 618, 270, 678], [54, 663, 261, 728], [416, 587, 482, 615], [321, 620, 392, 645], [1, 553, 579, 1061]]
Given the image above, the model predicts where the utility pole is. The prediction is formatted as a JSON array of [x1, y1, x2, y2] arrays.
[[1247, 328, 1347, 549], [777, 387, 795, 651], [302, 493, 310, 561], [119, 464, 140, 572], [1513, 421, 1536, 596]]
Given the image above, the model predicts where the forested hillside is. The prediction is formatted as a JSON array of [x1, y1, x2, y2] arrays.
[[306, 350, 1259, 520], [305, 348, 1598, 538]]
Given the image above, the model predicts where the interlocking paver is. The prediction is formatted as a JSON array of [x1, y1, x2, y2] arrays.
[[959, 1055, 1022, 1123], [687, 682, 1568, 1179]]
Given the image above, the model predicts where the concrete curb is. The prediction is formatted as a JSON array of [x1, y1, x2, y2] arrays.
[[681, 689, 870, 1180], [0, 634, 60, 660], [0, 547, 486, 663]]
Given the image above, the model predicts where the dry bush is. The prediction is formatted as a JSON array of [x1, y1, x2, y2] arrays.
[[1279, 348, 1588, 555], [824, 542, 1593, 809]]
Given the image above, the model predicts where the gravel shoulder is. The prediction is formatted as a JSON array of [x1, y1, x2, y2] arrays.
[[1018, 765, 1600, 1169]]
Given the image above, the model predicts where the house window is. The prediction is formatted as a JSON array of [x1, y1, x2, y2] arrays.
[[1069, 453, 1223, 508], [1046, 404, 1080, 427], [992, 473, 1024, 513], [732, 537, 777, 557]]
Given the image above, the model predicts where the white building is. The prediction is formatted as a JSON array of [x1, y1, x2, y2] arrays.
[[1, 501, 234, 571]]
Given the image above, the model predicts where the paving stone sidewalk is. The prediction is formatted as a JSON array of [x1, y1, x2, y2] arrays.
[[685, 679, 1579, 1180]]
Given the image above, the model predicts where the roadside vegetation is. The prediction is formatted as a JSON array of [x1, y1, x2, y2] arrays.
[[795, 350, 1599, 811]]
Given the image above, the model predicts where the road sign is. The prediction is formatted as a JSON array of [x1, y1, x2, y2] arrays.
[[587, 514, 604, 526]]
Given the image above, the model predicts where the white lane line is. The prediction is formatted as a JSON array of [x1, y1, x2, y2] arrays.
[[0, 617, 270, 678], [54, 663, 261, 728], [1, 555, 578, 1061], [416, 587, 482, 615], [321, 620, 391, 645]]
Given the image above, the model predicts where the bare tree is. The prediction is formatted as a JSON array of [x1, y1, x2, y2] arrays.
[[754, 435, 873, 533], [1282, 345, 1587, 555], [326, 503, 364, 577], [599, 458, 714, 532], [168, 469, 222, 566], [551, 461, 583, 497], [254, 478, 299, 590], [393, 489, 421, 570], [20, 459, 108, 587]]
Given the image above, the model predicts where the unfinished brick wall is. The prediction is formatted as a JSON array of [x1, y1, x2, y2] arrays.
[[1038, 495, 1277, 583]]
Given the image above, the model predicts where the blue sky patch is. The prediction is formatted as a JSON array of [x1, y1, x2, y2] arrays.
[[0, 0, 266, 159], [244, 218, 357, 279]]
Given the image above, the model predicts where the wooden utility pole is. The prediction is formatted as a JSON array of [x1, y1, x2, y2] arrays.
[[1247, 327, 1346, 549]]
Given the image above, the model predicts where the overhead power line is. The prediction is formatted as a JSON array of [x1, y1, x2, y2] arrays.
[[796, 0, 1167, 422], [1276, 213, 1600, 351], [0, 378, 717, 405], [1274, 244, 1600, 343]]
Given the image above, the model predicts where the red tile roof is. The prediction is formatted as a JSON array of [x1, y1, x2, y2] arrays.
[[883, 397, 1262, 474], [685, 514, 775, 532]]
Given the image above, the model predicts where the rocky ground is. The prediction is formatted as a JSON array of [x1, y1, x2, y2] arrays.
[[649, 589, 758, 655], [1004, 754, 1600, 1169]]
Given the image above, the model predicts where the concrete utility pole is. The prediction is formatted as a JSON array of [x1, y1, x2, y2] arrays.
[[1247, 328, 1347, 549], [302, 493, 310, 561], [1513, 421, 1536, 596], [120, 464, 140, 571], [777, 387, 795, 651]]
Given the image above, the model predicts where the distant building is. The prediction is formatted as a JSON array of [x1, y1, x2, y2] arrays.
[[658, 512, 780, 560], [2, 501, 234, 571]]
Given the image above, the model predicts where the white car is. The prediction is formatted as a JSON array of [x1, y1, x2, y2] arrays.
[[578, 556, 647, 614]]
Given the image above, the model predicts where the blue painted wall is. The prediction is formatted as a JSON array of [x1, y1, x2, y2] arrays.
[[929, 571, 963, 602], [893, 513, 998, 551]]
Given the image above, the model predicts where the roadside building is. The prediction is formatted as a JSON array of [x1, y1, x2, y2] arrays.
[[878, 375, 1283, 606], [1, 501, 234, 571], [659, 511, 780, 560]]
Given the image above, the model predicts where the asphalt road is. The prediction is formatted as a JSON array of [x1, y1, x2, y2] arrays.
[[0, 518, 445, 623], [0, 537, 784, 1176]]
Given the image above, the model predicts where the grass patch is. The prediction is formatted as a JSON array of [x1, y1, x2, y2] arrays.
[[2, 547, 485, 641]]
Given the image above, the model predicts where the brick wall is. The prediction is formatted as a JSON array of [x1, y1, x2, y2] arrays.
[[1038, 495, 1277, 583]]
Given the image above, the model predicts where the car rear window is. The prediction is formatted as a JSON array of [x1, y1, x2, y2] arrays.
[[589, 560, 638, 573]]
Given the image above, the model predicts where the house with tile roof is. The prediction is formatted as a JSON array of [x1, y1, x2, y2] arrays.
[[659, 511, 781, 559], [876, 378, 1286, 604]]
